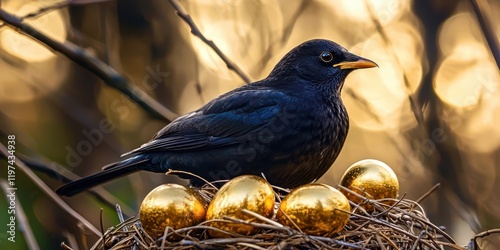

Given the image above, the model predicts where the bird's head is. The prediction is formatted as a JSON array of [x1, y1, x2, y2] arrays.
[[268, 39, 377, 94]]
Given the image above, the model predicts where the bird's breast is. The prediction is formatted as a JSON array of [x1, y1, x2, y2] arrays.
[[261, 98, 349, 187]]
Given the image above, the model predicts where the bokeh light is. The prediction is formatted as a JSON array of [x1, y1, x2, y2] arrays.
[[0, 1, 67, 62], [434, 44, 499, 108], [438, 13, 484, 57], [186, 0, 283, 83], [458, 98, 500, 153], [344, 23, 423, 131], [330, 0, 407, 25], [1, 1, 500, 248], [434, 10, 500, 153], [0, 0, 68, 104], [435, 12, 499, 108]]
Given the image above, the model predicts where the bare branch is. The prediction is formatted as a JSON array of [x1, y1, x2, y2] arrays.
[[364, 1, 426, 130], [0, 9, 178, 122], [168, 0, 252, 84], [469, 0, 500, 69], [0, 0, 116, 29], [0, 142, 102, 237], [9, 153, 135, 217]]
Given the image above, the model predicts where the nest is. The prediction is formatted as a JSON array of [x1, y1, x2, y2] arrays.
[[87, 174, 465, 250]]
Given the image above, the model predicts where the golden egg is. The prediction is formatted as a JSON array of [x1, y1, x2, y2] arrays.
[[206, 175, 275, 237], [340, 159, 399, 211], [277, 183, 350, 236], [139, 184, 207, 238]]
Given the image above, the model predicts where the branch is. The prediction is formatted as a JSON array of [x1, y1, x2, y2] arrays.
[[0, 143, 102, 237], [0, 8, 178, 122], [0, 2, 68, 29], [168, 0, 252, 84], [8, 153, 135, 217], [364, 1, 426, 130], [469, 0, 500, 69], [0, 1, 117, 28]]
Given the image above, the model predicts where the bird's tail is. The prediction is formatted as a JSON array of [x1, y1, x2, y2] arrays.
[[56, 158, 149, 197]]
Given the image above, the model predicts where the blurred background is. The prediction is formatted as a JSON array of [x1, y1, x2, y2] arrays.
[[0, 0, 499, 248]]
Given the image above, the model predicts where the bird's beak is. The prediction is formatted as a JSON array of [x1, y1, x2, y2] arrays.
[[333, 52, 378, 70]]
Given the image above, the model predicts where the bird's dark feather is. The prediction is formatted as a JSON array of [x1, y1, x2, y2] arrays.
[[124, 88, 287, 155], [56, 39, 376, 196]]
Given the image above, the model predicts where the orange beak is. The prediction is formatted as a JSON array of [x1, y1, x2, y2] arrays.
[[333, 52, 378, 70]]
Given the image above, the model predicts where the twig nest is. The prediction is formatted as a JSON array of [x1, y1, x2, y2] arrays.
[[277, 183, 350, 236], [340, 159, 399, 211], [206, 175, 275, 237], [139, 184, 207, 237], [94, 176, 461, 249]]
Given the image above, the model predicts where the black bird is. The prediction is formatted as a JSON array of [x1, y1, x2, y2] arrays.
[[56, 39, 377, 196]]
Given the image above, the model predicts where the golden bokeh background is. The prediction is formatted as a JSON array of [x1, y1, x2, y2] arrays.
[[0, 0, 499, 248]]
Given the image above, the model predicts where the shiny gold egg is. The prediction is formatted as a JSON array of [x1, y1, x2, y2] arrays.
[[206, 175, 275, 237], [340, 159, 399, 211], [139, 184, 207, 238], [277, 183, 350, 236]]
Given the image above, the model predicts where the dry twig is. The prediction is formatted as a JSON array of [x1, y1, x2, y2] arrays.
[[2, 152, 135, 217], [0, 143, 102, 236], [167, 0, 252, 84], [0, 8, 178, 121], [469, 0, 500, 69], [364, 1, 426, 129], [88, 178, 464, 249]]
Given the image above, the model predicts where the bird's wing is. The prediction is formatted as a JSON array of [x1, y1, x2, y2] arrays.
[[122, 87, 290, 156]]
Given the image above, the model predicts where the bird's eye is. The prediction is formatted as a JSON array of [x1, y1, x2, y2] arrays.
[[319, 51, 333, 63]]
